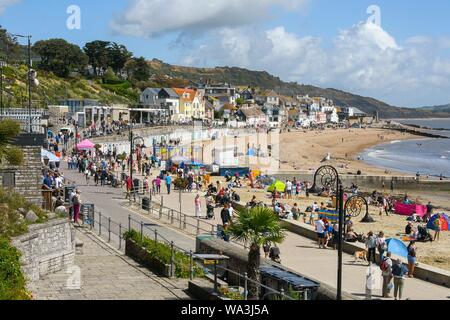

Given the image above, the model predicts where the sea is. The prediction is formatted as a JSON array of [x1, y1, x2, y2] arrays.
[[362, 119, 450, 177]]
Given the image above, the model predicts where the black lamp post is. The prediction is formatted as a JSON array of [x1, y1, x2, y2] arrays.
[[309, 165, 344, 300], [11, 34, 33, 132], [129, 124, 145, 199]]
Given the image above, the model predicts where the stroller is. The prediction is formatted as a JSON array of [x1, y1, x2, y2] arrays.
[[417, 226, 433, 242]]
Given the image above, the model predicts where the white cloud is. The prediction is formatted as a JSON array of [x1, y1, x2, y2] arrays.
[[0, 0, 20, 15], [181, 21, 450, 107], [111, 0, 308, 37]]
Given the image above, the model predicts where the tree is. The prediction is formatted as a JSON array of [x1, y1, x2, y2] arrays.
[[0, 119, 23, 166], [0, 26, 20, 62], [107, 42, 133, 74], [33, 39, 87, 77], [83, 40, 111, 76], [227, 207, 285, 299], [125, 57, 150, 82]]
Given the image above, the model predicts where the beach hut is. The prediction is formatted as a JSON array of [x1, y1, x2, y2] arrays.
[[427, 213, 450, 231], [385, 238, 408, 258], [77, 139, 95, 150], [267, 180, 286, 193]]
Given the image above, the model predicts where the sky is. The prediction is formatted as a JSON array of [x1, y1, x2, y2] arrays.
[[1, 0, 450, 108]]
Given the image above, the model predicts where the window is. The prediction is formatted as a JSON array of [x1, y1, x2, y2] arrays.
[[2, 172, 15, 187]]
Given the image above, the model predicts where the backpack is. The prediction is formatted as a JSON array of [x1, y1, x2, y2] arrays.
[[380, 258, 389, 272]]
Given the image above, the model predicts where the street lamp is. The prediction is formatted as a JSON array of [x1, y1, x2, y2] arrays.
[[309, 165, 344, 300], [129, 124, 146, 199]]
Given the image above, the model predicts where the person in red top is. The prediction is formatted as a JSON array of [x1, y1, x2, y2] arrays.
[[125, 176, 133, 199]]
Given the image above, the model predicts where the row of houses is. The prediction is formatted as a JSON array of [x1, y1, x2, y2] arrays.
[[138, 83, 373, 127]]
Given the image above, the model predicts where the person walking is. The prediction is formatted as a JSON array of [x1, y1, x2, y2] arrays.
[[425, 201, 433, 223], [165, 174, 172, 195], [381, 252, 393, 298], [220, 203, 232, 242], [407, 241, 417, 278], [194, 194, 202, 218], [365, 231, 377, 265], [376, 231, 387, 263], [434, 213, 442, 241], [314, 218, 326, 249], [155, 176, 161, 194], [72, 190, 82, 226], [392, 259, 408, 300], [84, 168, 91, 186]]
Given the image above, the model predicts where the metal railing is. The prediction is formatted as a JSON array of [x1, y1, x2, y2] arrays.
[[78, 209, 298, 301], [126, 187, 249, 250]]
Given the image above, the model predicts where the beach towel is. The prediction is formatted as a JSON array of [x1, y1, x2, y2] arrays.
[[394, 202, 427, 217]]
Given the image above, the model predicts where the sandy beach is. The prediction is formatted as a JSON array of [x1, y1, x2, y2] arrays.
[[201, 127, 450, 271], [277, 128, 416, 175]]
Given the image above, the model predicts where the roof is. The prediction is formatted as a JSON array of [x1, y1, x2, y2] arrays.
[[143, 88, 161, 95], [161, 88, 179, 99], [173, 88, 197, 102], [240, 107, 266, 118], [263, 90, 279, 97]]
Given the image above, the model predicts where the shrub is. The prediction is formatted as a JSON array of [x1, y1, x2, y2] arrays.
[[123, 230, 204, 278], [0, 237, 31, 300], [0, 188, 49, 238]]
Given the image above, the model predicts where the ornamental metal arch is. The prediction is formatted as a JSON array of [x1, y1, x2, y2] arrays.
[[309, 165, 340, 193], [344, 194, 375, 223]]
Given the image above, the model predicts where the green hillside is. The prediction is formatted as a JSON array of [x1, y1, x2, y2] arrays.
[[1, 64, 136, 108], [147, 59, 450, 119]]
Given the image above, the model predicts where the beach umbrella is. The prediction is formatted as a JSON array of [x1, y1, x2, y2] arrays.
[[267, 180, 286, 193], [385, 238, 408, 258], [427, 213, 450, 231]]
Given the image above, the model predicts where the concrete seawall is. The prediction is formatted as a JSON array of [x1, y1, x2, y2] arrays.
[[272, 172, 450, 193]]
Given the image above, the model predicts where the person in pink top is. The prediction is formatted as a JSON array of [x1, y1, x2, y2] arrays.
[[195, 194, 202, 218], [155, 176, 161, 194]]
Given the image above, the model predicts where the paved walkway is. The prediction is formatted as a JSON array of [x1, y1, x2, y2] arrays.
[[61, 164, 450, 300], [31, 228, 191, 300], [145, 187, 450, 300]]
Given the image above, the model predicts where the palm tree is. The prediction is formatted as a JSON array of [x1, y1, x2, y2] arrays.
[[227, 206, 285, 299]]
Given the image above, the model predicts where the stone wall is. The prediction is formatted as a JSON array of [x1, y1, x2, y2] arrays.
[[273, 172, 450, 193], [0, 133, 44, 206], [11, 218, 75, 287]]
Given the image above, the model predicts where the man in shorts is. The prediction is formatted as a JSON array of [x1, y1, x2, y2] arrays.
[[315, 218, 326, 249]]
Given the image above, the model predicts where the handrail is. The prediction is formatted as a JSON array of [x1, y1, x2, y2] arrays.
[[84, 209, 298, 301]]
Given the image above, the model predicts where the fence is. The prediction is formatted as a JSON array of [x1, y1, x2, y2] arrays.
[[125, 187, 249, 250], [80, 208, 298, 300]]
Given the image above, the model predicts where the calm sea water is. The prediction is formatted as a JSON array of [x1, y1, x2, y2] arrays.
[[362, 119, 450, 177]]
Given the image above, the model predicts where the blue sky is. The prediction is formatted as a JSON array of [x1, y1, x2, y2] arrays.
[[1, 0, 450, 108]]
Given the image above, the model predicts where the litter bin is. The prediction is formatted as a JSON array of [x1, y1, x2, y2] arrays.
[[142, 197, 150, 210], [64, 185, 76, 203], [133, 178, 140, 193]]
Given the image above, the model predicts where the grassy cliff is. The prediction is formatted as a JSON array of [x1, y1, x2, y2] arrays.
[[1, 64, 136, 107]]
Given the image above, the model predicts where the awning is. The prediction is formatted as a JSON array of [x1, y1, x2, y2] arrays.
[[77, 139, 96, 149], [41, 149, 60, 163]]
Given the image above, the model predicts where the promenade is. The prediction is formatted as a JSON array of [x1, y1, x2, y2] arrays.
[[62, 166, 450, 300], [31, 228, 191, 300]]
